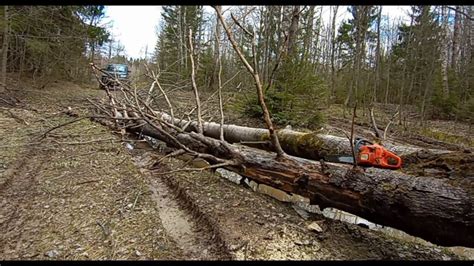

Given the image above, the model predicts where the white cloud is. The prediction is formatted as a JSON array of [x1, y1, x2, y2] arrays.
[[104, 6, 162, 59]]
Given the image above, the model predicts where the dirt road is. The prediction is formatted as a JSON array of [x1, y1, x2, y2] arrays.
[[0, 79, 470, 260]]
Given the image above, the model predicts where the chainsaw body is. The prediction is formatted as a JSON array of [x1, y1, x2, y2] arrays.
[[354, 139, 402, 169]]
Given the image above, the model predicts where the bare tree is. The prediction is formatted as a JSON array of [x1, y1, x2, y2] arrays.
[[330, 6, 339, 100], [213, 5, 286, 158]]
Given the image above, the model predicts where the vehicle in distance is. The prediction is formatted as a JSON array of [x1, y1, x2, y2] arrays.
[[99, 64, 130, 89]]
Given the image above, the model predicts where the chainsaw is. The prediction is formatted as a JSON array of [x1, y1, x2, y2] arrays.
[[324, 138, 402, 170]]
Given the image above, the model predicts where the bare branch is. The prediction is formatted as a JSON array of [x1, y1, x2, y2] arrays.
[[383, 107, 400, 140], [215, 17, 225, 141], [213, 5, 286, 158], [369, 107, 382, 139], [188, 28, 204, 134], [154, 161, 236, 175], [447, 6, 474, 21], [230, 13, 253, 37], [350, 103, 358, 168]]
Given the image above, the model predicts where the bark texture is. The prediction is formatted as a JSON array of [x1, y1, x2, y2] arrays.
[[126, 120, 474, 248], [158, 112, 456, 166]]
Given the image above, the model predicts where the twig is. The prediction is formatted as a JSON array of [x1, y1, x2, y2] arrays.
[[132, 191, 141, 210], [155, 161, 235, 175], [383, 107, 400, 140], [51, 137, 116, 146], [350, 102, 358, 168], [230, 13, 253, 37], [36, 117, 87, 141], [5, 109, 29, 125], [369, 107, 382, 139], [156, 149, 186, 164], [75, 179, 100, 186]]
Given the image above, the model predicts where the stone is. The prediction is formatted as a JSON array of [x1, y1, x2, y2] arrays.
[[216, 168, 242, 184], [135, 250, 142, 257], [257, 184, 291, 202], [124, 143, 134, 150], [307, 222, 323, 233], [292, 204, 310, 220], [45, 250, 60, 258]]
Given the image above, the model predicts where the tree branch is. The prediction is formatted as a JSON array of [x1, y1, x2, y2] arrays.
[[188, 28, 204, 134]]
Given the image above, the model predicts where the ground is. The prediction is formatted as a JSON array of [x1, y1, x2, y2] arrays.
[[0, 77, 472, 260]]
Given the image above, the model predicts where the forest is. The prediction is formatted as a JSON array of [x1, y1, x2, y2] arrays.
[[0, 5, 473, 261]]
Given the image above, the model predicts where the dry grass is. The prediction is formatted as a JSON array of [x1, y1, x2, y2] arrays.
[[0, 80, 183, 260]]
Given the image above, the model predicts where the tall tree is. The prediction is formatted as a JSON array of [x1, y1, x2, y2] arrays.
[[1, 5, 8, 92]]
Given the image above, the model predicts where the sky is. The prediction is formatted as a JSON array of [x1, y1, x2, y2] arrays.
[[104, 6, 411, 60], [104, 6, 162, 59]]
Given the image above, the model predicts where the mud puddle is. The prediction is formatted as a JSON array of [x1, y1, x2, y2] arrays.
[[129, 149, 221, 260], [148, 177, 211, 260]]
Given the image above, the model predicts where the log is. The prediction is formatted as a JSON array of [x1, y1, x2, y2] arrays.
[[131, 123, 474, 248], [156, 112, 470, 173]]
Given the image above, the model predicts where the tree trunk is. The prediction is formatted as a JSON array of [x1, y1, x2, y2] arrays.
[[330, 6, 339, 100], [452, 5, 461, 71], [1, 5, 9, 92], [373, 6, 382, 103], [121, 118, 474, 248], [440, 6, 450, 96], [301, 6, 315, 63], [287, 6, 300, 56], [152, 111, 460, 169]]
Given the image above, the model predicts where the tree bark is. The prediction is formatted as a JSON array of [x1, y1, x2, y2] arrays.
[[440, 6, 450, 96], [1, 5, 9, 92], [287, 6, 300, 56], [151, 111, 461, 169], [374, 6, 382, 103], [123, 119, 474, 248], [330, 6, 339, 100], [452, 5, 461, 71]]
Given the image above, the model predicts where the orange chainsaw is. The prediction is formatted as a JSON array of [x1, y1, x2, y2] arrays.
[[325, 138, 402, 170]]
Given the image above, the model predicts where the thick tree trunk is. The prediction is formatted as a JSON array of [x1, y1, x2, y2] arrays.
[[125, 121, 474, 248]]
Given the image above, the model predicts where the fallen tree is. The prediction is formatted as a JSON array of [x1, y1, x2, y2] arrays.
[[86, 6, 474, 247], [151, 112, 473, 178], [155, 112, 449, 159], [88, 77, 473, 247], [123, 121, 474, 248]]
